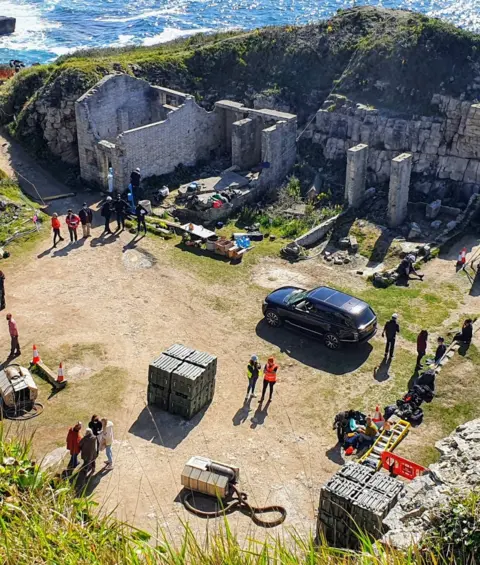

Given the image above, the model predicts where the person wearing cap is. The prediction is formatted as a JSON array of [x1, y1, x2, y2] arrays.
[[78, 202, 93, 238], [246, 355, 261, 399], [260, 356, 279, 403], [6, 313, 20, 357], [100, 196, 113, 235], [51, 212, 64, 247], [66, 421, 82, 470], [382, 313, 400, 359], [65, 209, 80, 242]]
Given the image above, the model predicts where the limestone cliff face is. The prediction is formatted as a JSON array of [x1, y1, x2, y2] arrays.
[[311, 93, 480, 202]]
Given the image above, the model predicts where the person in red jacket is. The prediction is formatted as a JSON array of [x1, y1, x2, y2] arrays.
[[416, 329, 428, 368], [66, 421, 82, 469], [51, 213, 64, 247], [65, 209, 80, 243]]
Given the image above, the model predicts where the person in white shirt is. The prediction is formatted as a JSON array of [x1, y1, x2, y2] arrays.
[[100, 418, 114, 469]]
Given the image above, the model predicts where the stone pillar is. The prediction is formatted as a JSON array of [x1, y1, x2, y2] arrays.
[[388, 153, 412, 228], [232, 118, 261, 170], [345, 144, 368, 208]]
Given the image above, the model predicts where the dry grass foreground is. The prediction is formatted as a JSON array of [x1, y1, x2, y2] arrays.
[[1, 210, 479, 545]]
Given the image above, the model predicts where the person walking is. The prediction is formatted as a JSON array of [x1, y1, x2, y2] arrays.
[[79, 428, 98, 477], [51, 213, 64, 247], [78, 203, 93, 238], [114, 195, 128, 231], [0, 271, 5, 311], [434, 337, 446, 364], [246, 354, 261, 399], [66, 422, 82, 470], [259, 356, 278, 403], [101, 196, 113, 235], [416, 329, 428, 368], [65, 209, 80, 243], [88, 414, 102, 436], [135, 201, 148, 235], [382, 313, 400, 359], [100, 418, 114, 469], [6, 313, 20, 357]]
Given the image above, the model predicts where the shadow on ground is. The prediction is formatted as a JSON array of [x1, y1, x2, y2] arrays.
[[255, 321, 373, 374], [129, 405, 206, 449]]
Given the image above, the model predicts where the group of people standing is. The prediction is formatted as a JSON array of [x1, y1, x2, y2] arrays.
[[51, 197, 149, 247], [382, 313, 474, 368], [246, 355, 279, 403], [66, 416, 114, 478]]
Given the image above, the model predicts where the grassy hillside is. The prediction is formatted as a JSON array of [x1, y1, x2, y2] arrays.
[[1, 6, 480, 171]]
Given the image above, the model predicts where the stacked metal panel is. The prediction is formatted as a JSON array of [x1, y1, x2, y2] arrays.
[[317, 463, 403, 549], [147, 344, 217, 419]]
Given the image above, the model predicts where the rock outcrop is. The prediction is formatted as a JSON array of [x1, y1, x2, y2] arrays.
[[313, 94, 480, 202], [0, 16, 15, 35], [383, 419, 480, 548]]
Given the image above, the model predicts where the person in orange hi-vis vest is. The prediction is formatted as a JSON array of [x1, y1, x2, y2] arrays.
[[259, 356, 279, 403], [51, 213, 65, 248]]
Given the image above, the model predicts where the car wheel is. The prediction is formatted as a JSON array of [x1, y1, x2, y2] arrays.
[[324, 333, 341, 350], [265, 310, 282, 328]]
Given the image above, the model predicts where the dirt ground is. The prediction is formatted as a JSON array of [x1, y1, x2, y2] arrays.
[[1, 134, 480, 546]]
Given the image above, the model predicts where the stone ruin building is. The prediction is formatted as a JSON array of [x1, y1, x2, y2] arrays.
[[75, 73, 297, 202]]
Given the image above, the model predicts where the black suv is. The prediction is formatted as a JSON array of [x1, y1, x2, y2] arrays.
[[262, 286, 377, 350]]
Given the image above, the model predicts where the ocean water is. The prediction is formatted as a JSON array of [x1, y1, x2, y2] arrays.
[[0, 0, 478, 65]]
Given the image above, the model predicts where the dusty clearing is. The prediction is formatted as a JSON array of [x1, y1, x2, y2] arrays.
[[2, 178, 480, 544]]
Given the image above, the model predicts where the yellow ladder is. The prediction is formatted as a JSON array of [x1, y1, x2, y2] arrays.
[[358, 419, 410, 471]]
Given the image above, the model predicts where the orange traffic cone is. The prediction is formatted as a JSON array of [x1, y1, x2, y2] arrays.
[[32, 344, 41, 365], [373, 405, 384, 423], [458, 247, 467, 264], [57, 362, 64, 383]]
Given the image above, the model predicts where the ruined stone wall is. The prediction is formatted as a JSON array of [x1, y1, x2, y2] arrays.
[[76, 74, 159, 186], [259, 118, 297, 188], [312, 94, 480, 202], [116, 98, 224, 190]]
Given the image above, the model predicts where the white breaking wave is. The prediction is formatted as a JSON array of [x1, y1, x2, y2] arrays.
[[142, 26, 212, 46], [95, 7, 184, 23]]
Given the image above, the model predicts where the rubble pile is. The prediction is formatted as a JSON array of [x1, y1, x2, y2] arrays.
[[383, 419, 480, 548]]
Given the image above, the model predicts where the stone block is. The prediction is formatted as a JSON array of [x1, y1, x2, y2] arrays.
[[425, 199, 441, 219]]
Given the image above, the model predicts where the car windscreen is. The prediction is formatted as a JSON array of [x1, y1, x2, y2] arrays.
[[353, 307, 376, 328], [284, 289, 309, 306]]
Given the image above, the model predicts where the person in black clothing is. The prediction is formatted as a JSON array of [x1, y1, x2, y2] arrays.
[[455, 319, 473, 345], [101, 196, 113, 235], [130, 167, 141, 201], [135, 202, 148, 235], [114, 195, 128, 231], [88, 414, 103, 436], [0, 271, 5, 311], [382, 313, 400, 359], [78, 202, 93, 238], [434, 337, 446, 364], [397, 254, 424, 284], [246, 355, 261, 399]]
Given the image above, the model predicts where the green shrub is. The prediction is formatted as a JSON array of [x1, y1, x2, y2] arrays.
[[286, 176, 301, 199], [427, 491, 480, 563]]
